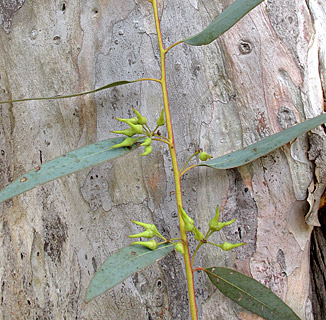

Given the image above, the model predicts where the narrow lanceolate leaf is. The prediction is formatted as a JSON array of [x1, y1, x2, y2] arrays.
[[85, 243, 174, 303], [0, 80, 135, 104], [184, 0, 264, 46], [201, 113, 326, 170], [205, 267, 300, 320], [0, 137, 139, 203]]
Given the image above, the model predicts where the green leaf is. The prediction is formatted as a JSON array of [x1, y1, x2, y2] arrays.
[[205, 267, 300, 320], [0, 80, 135, 104], [184, 0, 264, 46], [201, 113, 326, 170], [85, 243, 174, 303], [0, 137, 139, 203]]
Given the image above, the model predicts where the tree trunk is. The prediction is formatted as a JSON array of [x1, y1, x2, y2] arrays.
[[0, 0, 325, 319]]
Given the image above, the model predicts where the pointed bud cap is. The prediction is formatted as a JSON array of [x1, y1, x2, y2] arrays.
[[179, 206, 194, 232], [133, 108, 147, 125], [110, 128, 137, 137], [131, 239, 159, 250], [209, 205, 220, 230], [156, 109, 165, 126], [131, 220, 156, 231], [141, 138, 152, 147], [123, 120, 143, 134], [217, 242, 245, 251], [199, 151, 213, 161], [140, 145, 153, 156], [128, 229, 155, 239], [174, 242, 185, 255], [116, 117, 139, 125], [110, 137, 138, 149], [130, 220, 164, 239], [192, 227, 204, 241], [216, 218, 236, 231]]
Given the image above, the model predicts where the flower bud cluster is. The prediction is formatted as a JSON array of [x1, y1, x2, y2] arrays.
[[110, 108, 166, 156], [129, 220, 166, 250], [208, 205, 245, 251], [179, 206, 204, 241]]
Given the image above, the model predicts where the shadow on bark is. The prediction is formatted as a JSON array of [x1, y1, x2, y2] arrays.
[[310, 195, 326, 320]]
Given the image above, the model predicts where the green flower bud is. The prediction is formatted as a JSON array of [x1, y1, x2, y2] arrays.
[[128, 229, 155, 239], [214, 218, 237, 232], [116, 117, 139, 125], [141, 138, 152, 146], [110, 128, 137, 137], [131, 220, 152, 229], [156, 109, 165, 127], [133, 108, 147, 125], [124, 120, 143, 134], [174, 242, 185, 255], [216, 242, 245, 251], [179, 206, 194, 232], [209, 205, 220, 230], [192, 227, 204, 241], [110, 137, 138, 149], [199, 151, 213, 161], [131, 239, 159, 250], [209, 204, 236, 232], [130, 220, 164, 239], [140, 145, 153, 156], [131, 220, 156, 232]]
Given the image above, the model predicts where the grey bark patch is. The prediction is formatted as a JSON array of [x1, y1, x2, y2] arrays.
[[43, 213, 67, 263], [222, 169, 258, 260], [141, 151, 167, 209], [80, 163, 113, 212], [266, 0, 299, 53], [132, 268, 170, 318], [277, 106, 298, 129], [159, 253, 189, 320], [0, 0, 25, 32], [66, 251, 82, 319]]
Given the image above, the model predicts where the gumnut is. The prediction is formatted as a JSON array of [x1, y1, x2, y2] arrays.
[[141, 138, 152, 146], [174, 242, 185, 255], [199, 151, 213, 161], [133, 107, 147, 125], [110, 128, 137, 137], [131, 239, 159, 250], [140, 145, 153, 156], [156, 109, 165, 127], [110, 137, 138, 149], [179, 206, 194, 232], [216, 242, 245, 251], [192, 227, 204, 241]]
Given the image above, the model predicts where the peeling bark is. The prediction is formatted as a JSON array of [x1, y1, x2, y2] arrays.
[[0, 0, 325, 319]]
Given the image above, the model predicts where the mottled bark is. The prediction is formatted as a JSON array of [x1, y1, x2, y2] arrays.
[[0, 0, 325, 319]]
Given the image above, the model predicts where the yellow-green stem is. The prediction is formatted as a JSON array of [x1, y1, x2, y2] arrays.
[[191, 241, 204, 267], [180, 164, 200, 177], [180, 150, 201, 174], [151, 1, 198, 319]]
